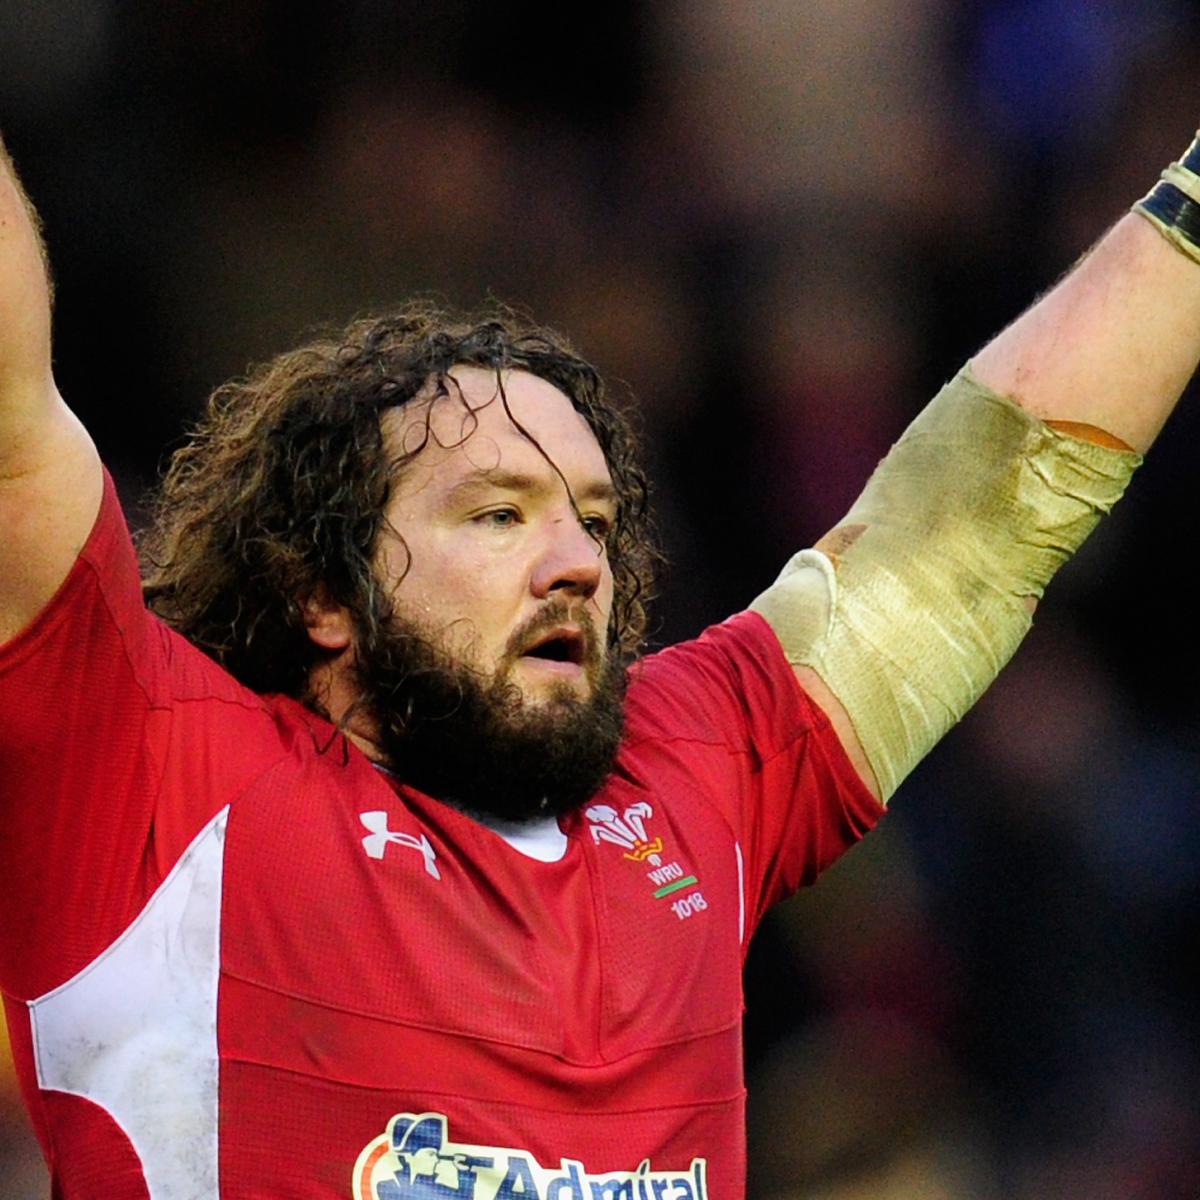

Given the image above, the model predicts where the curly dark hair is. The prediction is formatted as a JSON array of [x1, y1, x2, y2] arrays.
[[140, 302, 659, 701]]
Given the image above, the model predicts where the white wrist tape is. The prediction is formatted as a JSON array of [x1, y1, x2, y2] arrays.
[[750, 367, 1141, 801]]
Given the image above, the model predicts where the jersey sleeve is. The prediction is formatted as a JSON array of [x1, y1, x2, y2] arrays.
[[0, 471, 280, 999], [623, 610, 885, 939]]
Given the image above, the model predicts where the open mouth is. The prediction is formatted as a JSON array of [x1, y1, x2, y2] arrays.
[[521, 629, 587, 666]]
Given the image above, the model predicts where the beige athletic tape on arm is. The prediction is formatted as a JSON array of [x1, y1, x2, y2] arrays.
[[750, 367, 1141, 802]]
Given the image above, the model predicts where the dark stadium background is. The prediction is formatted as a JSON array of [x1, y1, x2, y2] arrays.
[[3, 2, 1200, 1196]]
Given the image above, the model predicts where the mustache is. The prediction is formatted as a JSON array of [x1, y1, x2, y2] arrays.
[[502, 601, 604, 667]]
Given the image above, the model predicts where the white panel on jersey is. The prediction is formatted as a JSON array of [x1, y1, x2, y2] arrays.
[[30, 807, 229, 1200]]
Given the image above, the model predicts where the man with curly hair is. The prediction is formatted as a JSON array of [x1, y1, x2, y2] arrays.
[[138, 308, 659, 825], [1, 122, 1197, 1200]]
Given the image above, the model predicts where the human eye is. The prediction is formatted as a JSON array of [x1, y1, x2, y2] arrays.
[[473, 506, 521, 529], [580, 513, 612, 540]]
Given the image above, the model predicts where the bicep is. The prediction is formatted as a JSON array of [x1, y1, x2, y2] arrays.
[[0, 392, 103, 642], [750, 370, 1135, 801], [0, 140, 54, 413], [791, 664, 881, 802], [1, 140, 102, 639]]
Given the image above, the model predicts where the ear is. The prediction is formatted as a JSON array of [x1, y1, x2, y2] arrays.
[[302, 585, 354, 651]]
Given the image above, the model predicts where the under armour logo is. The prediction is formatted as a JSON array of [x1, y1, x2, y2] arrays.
[[359, 812, 441, 879]]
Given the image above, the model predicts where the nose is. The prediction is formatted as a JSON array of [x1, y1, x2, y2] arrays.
[[529, 516, 603, 601]]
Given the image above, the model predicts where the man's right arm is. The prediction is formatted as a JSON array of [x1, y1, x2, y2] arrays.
[[0, 134, 102, 643]]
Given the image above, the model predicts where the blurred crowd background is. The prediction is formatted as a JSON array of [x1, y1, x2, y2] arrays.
[[4, 1, 1200, 1196]]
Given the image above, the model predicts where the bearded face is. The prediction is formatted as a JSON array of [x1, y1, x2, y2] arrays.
[[352, 597, 627, 821], [307, 366, 630, 821]]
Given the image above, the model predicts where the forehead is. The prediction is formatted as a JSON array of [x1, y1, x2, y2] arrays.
[[382, 366, 613, 498]]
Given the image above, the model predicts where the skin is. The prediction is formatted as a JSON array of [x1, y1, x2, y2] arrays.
[[5, 143, 1200, 806], [972, 214, 1200, 453], [0, 148, 100, 644], [305, 366, 621, 759], [304, 365, 879, 793]]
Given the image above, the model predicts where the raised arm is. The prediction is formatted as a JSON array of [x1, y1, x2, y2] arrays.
[[973, 209, 1200, 453], [753, 131, 1200, 802], [0, 134, 102, 643]]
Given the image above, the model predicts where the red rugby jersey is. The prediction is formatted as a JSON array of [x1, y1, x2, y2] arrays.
[[0, 472, 883, 1199]]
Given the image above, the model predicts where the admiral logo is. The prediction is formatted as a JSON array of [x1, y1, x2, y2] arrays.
[[360, 811, 441, 879], [352, 1113, 708, 1200]]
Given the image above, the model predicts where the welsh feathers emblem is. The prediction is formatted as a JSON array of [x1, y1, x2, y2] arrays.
[[584, 801, 663, 866]]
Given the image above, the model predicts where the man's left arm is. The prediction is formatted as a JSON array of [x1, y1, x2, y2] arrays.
[[974, 210, 1200, 452], [753, 132, 1200, 803]]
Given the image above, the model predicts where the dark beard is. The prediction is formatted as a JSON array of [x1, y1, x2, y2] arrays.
[[351, 602, 627, 823]]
